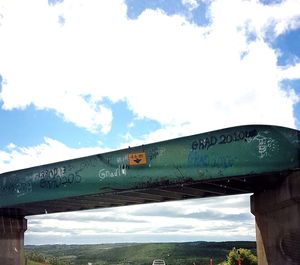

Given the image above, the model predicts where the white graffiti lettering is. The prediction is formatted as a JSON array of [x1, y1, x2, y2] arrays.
[[98, 167, 127, 181]]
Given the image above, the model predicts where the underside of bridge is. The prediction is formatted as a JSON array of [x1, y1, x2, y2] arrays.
[[0, 171, 289, 217], [0, 124, 299, 264]]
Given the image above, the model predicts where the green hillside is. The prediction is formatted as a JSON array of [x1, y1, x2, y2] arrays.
[[25, 241, 256, 265], [27, 261, 44, 265]]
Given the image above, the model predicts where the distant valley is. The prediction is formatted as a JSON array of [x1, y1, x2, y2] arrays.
[[25, 241, 256, 265]]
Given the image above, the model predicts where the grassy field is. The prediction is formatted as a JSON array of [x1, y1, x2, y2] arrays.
[[27, 260, 44, 265], [25, 241, 256, 265]]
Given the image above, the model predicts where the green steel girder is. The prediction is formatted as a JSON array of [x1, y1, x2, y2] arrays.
[[0, 124, 299, 216]]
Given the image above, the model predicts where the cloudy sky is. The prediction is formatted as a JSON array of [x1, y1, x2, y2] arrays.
[[0, 0, 300, 245]]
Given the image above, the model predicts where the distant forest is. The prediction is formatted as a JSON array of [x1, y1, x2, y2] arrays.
[[25, 241, 256, 265]]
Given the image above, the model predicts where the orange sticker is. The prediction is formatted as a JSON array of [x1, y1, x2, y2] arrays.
[[128, 152, 147, 166]]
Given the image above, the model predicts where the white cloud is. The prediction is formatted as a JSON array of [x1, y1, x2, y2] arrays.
[[26, 194, 254, 244], [1, 0, 300, 244], [0, 137, 111, 173], [209, 0, 300, 38], [182, 0, 200, 11], [0, 0, 300, 137], [279, 62, 300, 80]]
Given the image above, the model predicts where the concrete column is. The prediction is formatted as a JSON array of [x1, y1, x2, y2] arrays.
[[0, 214, 27, 265], [251, 172, 300, 265], [255, 222, 268, 265]]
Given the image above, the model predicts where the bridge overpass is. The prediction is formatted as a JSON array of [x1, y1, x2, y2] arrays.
[[0, 124, 299, 264]]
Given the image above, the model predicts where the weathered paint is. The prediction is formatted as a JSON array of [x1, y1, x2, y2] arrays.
[[0, 125, 299, 208]]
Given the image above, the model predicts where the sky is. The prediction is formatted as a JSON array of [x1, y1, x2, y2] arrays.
[[0, 0, 300, 245]]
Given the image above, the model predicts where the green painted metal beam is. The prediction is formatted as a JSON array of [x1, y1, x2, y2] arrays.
[[0, 125, 299, 216]]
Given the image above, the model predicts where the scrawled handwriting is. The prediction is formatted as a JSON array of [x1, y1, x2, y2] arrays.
[[147, 146, 166, 167], [80, 158, 98, 170], [247, 133, 276, 159], [40, 168, 81, 189], [191, 136, 218, 150], [188, 152, 234, 169], [0, 180, 32, 196], [116, 155, 128, 164], [0, 174, 32, 196], [98, 167, 127, 181], [148, 147, 166, 161], [38, 167, 66, 179], [191, 129, 258, 150]]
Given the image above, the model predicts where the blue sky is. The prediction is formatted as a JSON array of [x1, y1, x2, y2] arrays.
[[0, 0, 300, 245]]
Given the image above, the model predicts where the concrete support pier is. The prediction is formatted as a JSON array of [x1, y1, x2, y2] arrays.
[[0, 214, 27, 265], [251, 172, 300, 265]]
